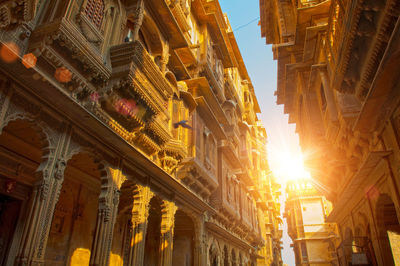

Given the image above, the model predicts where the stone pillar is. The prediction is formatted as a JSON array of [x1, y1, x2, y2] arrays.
[[16, 143, 68, 265], [127, 185, 153, 266], [90, 168, 124, 266], [195, 214, 207, 266], [160, 201, 177, 266], [132, 0, 144, 41]]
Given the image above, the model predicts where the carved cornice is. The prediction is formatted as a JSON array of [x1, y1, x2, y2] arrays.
[[29, 18, 111, 84], [170, 3, 190, 32]]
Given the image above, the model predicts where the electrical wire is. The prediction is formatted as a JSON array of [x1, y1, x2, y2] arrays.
[[233, 17, 260, 32]]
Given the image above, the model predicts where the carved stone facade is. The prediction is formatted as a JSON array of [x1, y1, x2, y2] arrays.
[[260, 0, 400, 265], [0, 0, 281, 265]]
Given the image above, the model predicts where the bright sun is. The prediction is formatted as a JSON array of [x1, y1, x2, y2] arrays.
[[269, 150, 311, 182]]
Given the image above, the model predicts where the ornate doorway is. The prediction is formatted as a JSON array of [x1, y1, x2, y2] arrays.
[[0, 194, 22, 264]]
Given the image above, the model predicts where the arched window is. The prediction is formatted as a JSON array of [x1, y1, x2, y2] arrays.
[[84, 0, 104, 29]]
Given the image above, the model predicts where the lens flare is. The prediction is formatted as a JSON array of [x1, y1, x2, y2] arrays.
[[90, 92, 100, 102], [269, 149, 310, 182], [22, 53, 37, 69], [0, 42, 20, 63], [54, 67, 72, 83], [115, 98, 139, 117]]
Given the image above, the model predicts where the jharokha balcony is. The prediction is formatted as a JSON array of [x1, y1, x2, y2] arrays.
[[29, 13, 175, 157]]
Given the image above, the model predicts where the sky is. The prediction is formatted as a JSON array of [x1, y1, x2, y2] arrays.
[[218, 0, 303, 265]]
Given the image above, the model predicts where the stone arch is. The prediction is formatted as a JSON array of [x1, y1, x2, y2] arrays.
[[0, 117, 53, 264], [109, 178, 137, 265], [45, 151, 105, 265], [143, 195, 164, 266], [127, 10, 164, 56], [209, 239, 221, 266], [375, 193, 400, 266], [64, 146, 113, 208], [174, 204, 203, 265], [0, 114, 52, 159], [141, 13, 164, 55], [172, 209, 196, 266]]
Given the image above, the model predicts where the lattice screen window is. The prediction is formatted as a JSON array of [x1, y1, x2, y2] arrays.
[[84, 0, 104, 29]]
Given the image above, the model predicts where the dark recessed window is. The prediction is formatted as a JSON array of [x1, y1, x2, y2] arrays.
[[84, 0, 104, 29]]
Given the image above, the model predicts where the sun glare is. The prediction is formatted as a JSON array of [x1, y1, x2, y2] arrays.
[[269, 150, 311, 183]]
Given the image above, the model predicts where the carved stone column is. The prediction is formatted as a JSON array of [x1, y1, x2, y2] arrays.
[[90, 168, 124, 266], [132, 0, 144, 41], [127, 185, 153, 266], [160, 201, 177, 266], [16, 144, 67, 265], [225, 254, 232, 266], [192, 213, 206, 266], [197, 213, 208, 266]]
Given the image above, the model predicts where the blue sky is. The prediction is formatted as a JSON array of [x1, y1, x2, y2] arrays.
[[218, 0, 299, 264]]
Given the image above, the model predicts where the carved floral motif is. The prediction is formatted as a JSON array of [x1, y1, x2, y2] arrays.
[[0, 0, 39, 29]]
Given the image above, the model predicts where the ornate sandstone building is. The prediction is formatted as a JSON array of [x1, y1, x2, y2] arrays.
[[285, 179, 339, 265], [260, 0, 400, 265], [0, 0, 283, 265]]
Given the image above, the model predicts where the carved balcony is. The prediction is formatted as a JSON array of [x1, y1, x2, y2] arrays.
[[0, 0, 39, 30], [220, 180, 241, 223], [184, 77, 229, 126], [29, 17, 111, 91], [219, 125, 241, 170], [224, 70, 244, 113], [200, 45, 225, 103], [176, 156, 219, 203], [93, 40, 174, 156]]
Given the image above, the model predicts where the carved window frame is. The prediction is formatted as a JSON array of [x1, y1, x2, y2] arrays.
[[83, 0, 105, 30]]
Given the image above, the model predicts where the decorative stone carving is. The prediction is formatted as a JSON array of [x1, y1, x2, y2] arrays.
[[53, 158, 66, 180], [76, 12, 105, 47], [131, 0, 144, 41], [159, 151, 179, 174], [0, 0, 39, 30]]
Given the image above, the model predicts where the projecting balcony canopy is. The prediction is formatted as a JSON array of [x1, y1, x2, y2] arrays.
[[177, 156, 219, 201], [354, 18, 400, 133], [195, 97, 226, 140], [327, 150, 392, 222], [297, 0, 330, 25], [219, 139, 242, 168], [145, 0, 189, 48], [191, 0, 235, 67], [184, 77, 229, 125]]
